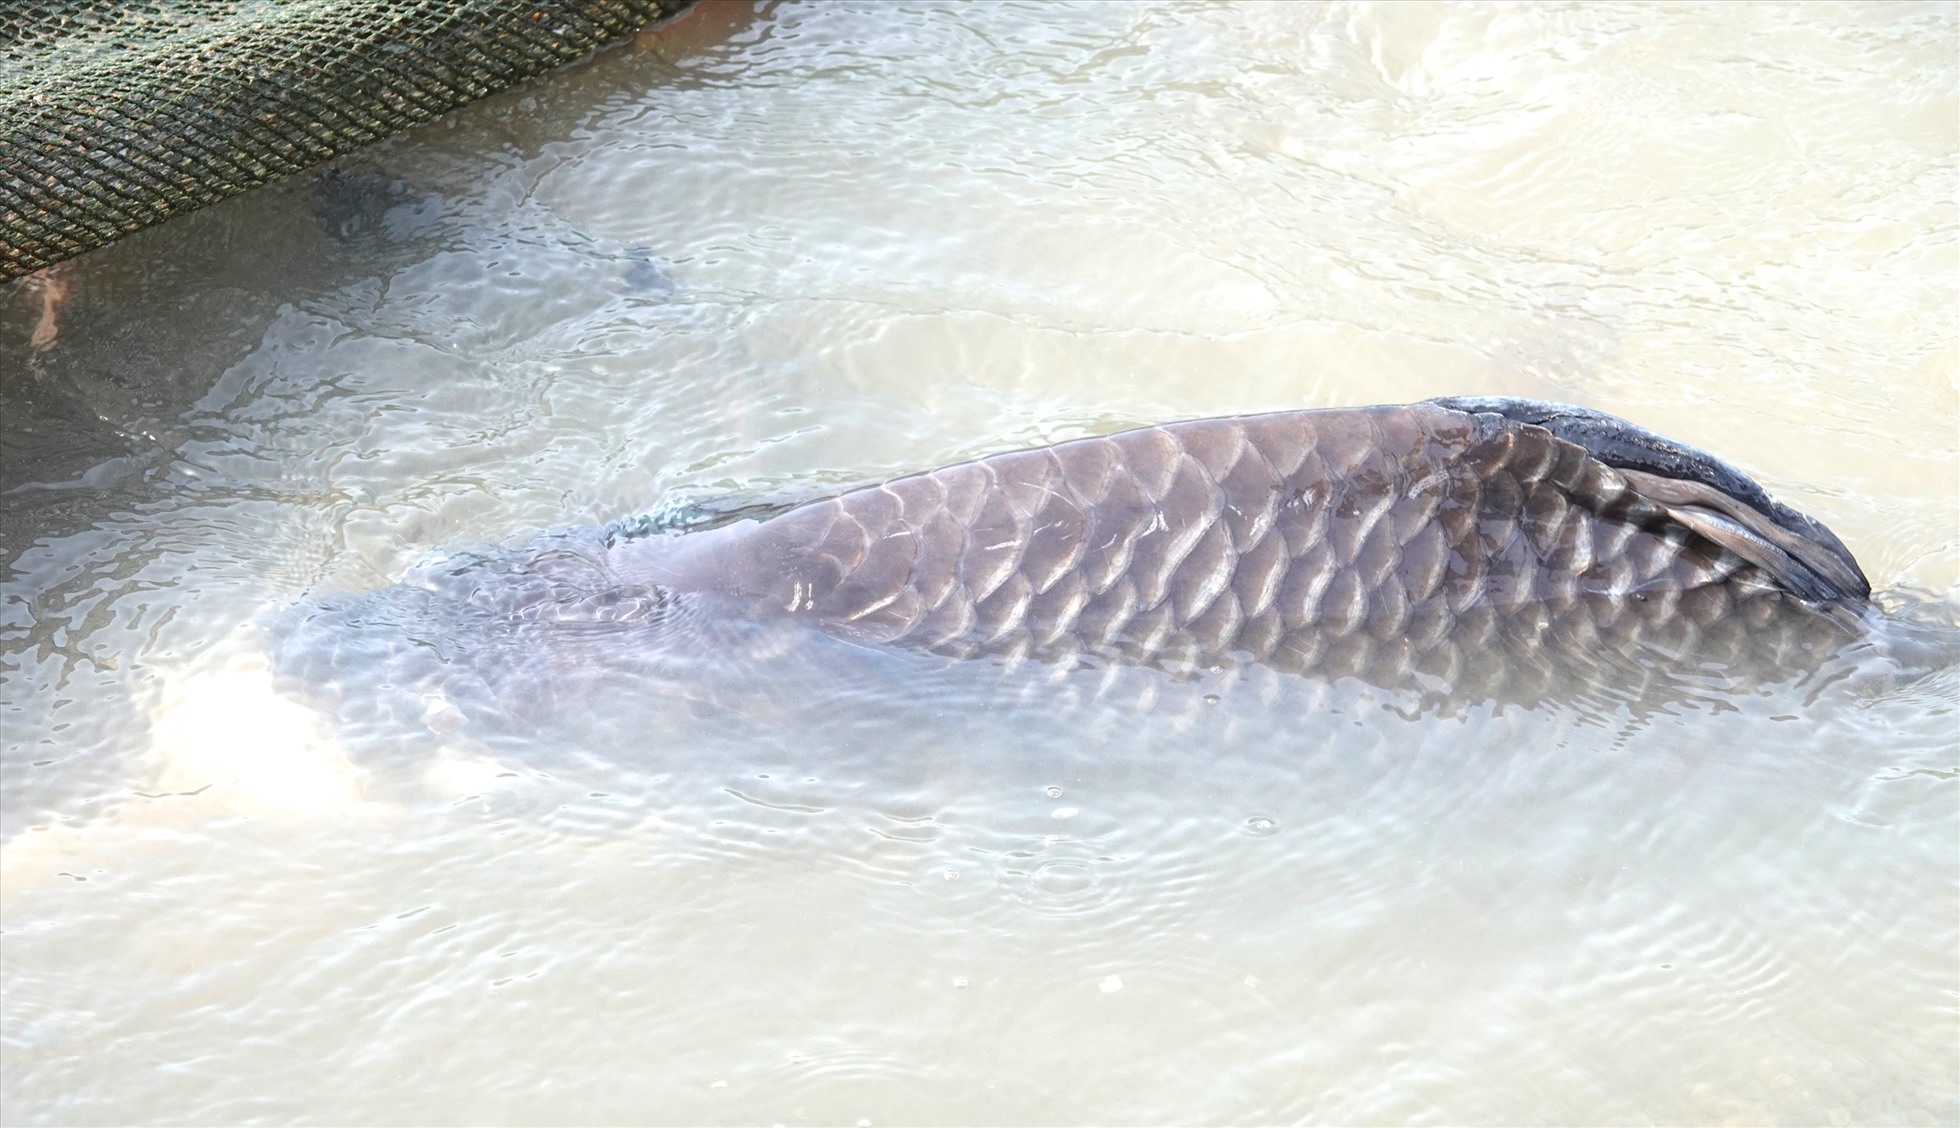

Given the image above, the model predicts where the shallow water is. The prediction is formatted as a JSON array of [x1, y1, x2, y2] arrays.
[[2, 2, 1956, 1124]]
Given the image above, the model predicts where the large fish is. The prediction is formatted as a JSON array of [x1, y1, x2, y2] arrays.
[[560, 397, 1866, 700], [280, 396, 1882, 724]]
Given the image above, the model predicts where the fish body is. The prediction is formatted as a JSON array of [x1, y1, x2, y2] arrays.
[[598, 399, 1867, 703], [277, 398, 1887, 725]]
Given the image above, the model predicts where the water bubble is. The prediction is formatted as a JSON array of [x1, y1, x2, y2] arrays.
[[1029, 859, 1095, 897], [419, 695, 462, 733], [1044, 785, 1064, 799], [1244, 816, 1278, 836], [1203, 693, 1221, 705], [952, 976, 969, 989]]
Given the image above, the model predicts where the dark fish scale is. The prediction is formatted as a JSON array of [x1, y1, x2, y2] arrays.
[[1237, 606, 1286, 662], [1019, 478, 1088, 596], [831, 509, 914, 620], [1622, 523, 1679, 586], [1319, 568, 1371, 638], [1276, 476, 1333, 560], [1507, 425, 1560, 485], [1328, 469, 1391, 568], [1484, 521, 1539, 615], [1054, 438, 1119, 506], [1026, 571, 1091, 649], [1546, 508, 1595, 575], [1370, 405, 1429, 473], [1178, 415, 1249, 483], [1082, 578, 1141, 651], [909, 580, 976, 647], [1240, 414, 1315, 479], [1352, 500, 1404, 594], [1188, 587, 1246, 655], [1230, 530, 1287, 621], [1511, 604, 1555, 652], [973, 571, 1033, 647], [1275, 625, 1328, 672], [1397, 521, 1450, 604], [1414, 635, 1461, 686], [998, 447, 1061, 518], [931, 460, 986, 528], [1404, 592, 1454, 653], [1172, 520, 1238, 625], [839, 482, 902, 545], [1679, 583, 1733, 628], [1587, 521, 1642, 593], [1475, 471, 1525, 560], [910, 504, 965, 611], [1218, 453, 1283, 552], [1326, 631, 1375, 678], [1737, 596, 1778, 631], [1278, 536, 1337, 628], [1581, 590, 1627, 633], [1458, 425, 1516, 481], [1391, 463, 1448, 544], [1546, 437, 1592, 492], [1436, 472, 1482, 550], [1134, 457, 1220, 609], [1521, 482, 1572, 558], [1126, 428, 1185, 501], [1365, 574, 1413, 641], [815, 500, 869, 570], [1442, 535, 1489, 615], [1315, 411, 1383, 479], [888, 469, 946, 526], [1078, 467, 1150, 595], [961, 467, 1026, 604], [1126, 600, 1179, 663], [1538, 563, 1581, 618], [1372, 636, 1419, 686], [1452, 601, 1501, 653], [1644, 608, 1698, 659]]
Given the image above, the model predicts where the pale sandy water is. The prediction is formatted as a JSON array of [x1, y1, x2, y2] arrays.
[[2, 2, 1957, 1125]]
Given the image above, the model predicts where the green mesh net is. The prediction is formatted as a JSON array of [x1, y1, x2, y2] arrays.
[[1, 0, 694, 281]]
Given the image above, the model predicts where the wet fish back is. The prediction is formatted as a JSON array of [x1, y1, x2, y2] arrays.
[[659, 402, 1861, 699]]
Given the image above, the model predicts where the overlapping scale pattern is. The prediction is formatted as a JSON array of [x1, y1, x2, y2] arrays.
[[707, 404, 1857, 703]]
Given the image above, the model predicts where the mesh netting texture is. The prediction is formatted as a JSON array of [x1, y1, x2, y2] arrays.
[[1, 0, 695, 281]]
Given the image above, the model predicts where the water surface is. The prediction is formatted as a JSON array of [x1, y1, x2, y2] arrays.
[[3, 2, 1956, 1124]]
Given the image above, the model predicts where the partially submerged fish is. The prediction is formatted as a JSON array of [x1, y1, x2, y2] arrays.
[[279, 397, 1904, 729], [581, 397, 1866, 699]]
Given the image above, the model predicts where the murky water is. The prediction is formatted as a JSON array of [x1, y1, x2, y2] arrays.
[[3, 2, 1956, 1124]]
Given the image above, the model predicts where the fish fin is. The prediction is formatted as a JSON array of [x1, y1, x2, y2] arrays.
[[1427, 395, 1870, 605], [1615, 469, 1870, 606]]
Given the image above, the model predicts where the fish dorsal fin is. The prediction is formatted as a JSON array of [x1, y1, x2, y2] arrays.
[[1616, 468, 1863, 605], [1428, 395, 1871, 605]]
